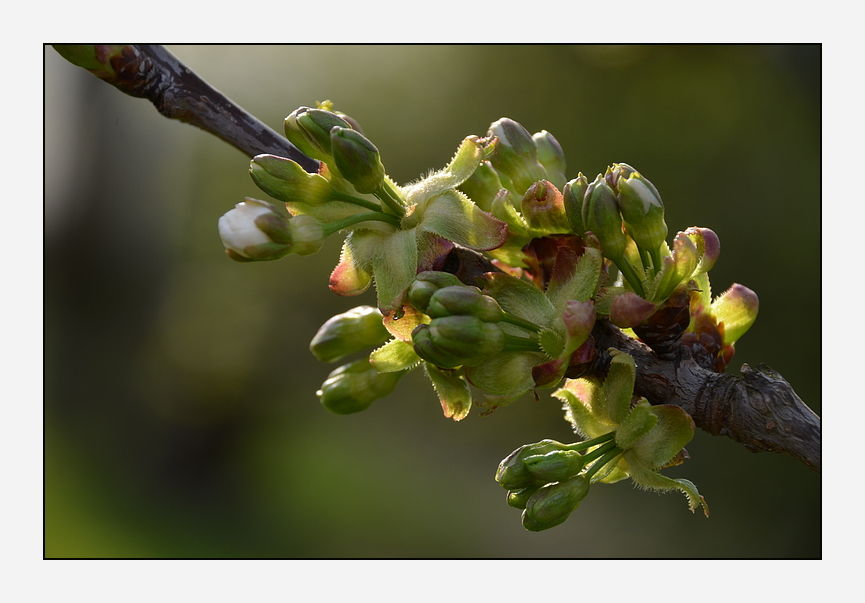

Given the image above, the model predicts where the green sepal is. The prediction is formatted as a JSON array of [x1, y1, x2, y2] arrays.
[[622, 450, 709, 516], [614, 399, 658, 450], [404, 136, 485, 207], [419, 189, 508, 251], [370, 338, 422, 373], [601, 350, 637, 426], [250, 154, 333, 207], [424, 363, 472, 421]]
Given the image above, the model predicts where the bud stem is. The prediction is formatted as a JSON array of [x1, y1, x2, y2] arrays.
[[322, 211, 401, 235], [374, 182, 407, 218], [501, 313, 543, 333], [564, 431, 617, 452], [581, 440, 623, 481], [330, 191, 387, 212], [612, 258, 646, 298]]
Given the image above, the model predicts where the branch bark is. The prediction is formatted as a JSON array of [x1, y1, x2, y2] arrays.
[[53, 44, 821, 473]]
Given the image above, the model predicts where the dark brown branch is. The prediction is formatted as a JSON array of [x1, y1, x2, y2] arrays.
[[52, 44, 320, 172]]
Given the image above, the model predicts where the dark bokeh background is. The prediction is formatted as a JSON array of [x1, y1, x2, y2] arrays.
[[45, 45, 820, 558]]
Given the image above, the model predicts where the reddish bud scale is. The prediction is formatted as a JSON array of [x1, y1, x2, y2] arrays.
[[682, 314, 730, 372], [521, 235, 585, 289], [632, 289, 692, 360]]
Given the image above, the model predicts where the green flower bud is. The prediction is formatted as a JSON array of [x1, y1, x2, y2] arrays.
[[310, 306, 390, 363], [614, 166, 667, 263], [249, 154, 334, 206], [563, 174, 589, 235], [522, 474, 590, 532], [523, 449, 585, 483], [218, 198, 326, 261], [487, 118, 547, 194], [330, 126, 386, 194], [284, 107, 352, 162], [458, 160, 505, 212], [495, 440, 569, 490], [411, 324, 470, 369], [520, 180, 571, 234], [425, 286, 507, 322], [507, 482, 543, 509], [532, 130, 567, 190], [316, 358, 405, 414], [407, 271, 464, 314], [428, 315, 506, 359], [583, 175, 628, 261]]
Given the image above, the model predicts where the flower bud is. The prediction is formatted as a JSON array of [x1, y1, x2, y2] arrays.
[[487, 118, 547, 194], [249, 154, 334, 206], [520, 180, 571, 234], [284, 107, 352, 162], [532, 130, 567, 190], [582, 175, 628, 261], [218, 198, 293, 261], [316, 359, 405, 414], [425, 286, 507, 322], [495, 440, 569, 490], [563, 174, 589, 235], [523, 449, 585, 483], [614, 166, 667, 260], [407, 271, 464, 314], [507, 483, 542, 509], [329, 126, 386, 194], [683, 226, 721, 275], [522, 474, 590, 531], [310, 306, 390, 363], [428, 315, 506, 359], [458, 160, 505, 212], [711, 284, 759, 346], [411, 324, 470, 369]]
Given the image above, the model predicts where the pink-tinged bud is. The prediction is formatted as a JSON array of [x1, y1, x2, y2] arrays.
[[521, 180, 571, 234], [562, 300, 596, 356], [711, 284, 759, 346], [683, 226, 721, 275], [609, 292, 658, 328]]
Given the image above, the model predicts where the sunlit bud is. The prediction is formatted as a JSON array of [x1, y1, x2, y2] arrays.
[[487, 118, 547, 194], [523, 449, 585, 483], [316, 359, 405, 414], [458, 160, 506, 212], [428, 315, 506, 358], [532, 130, 567, 190], [582, 175, 628, 261], [310, 306, 390, 363], [507, 483, 542, 509], [522, 474, 590, 532], [411, 324, 468, 369], [407, 271, 464, 313], [683, 227, 721, 275], [495, 440, 569, 490], [521, 180, 571, 234], [250, 154, 334, 206], [217, 198, 322, 262], [284, 107, 352, 162], [615, 167, 667, 258], [563, 174, 589, 235], [425, 286, 507, 322], [329, 126, 386, 194], [711, 284, 759, 346]]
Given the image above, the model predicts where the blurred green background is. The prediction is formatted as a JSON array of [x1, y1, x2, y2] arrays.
[[45, 45, 820, 558]]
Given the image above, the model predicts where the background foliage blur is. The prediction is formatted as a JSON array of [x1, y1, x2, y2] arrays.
[[45, 44, 820, 558]]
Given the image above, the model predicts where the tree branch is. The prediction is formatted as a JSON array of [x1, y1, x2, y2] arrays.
[[52, 44, 320, 172], [53, 44, 821, 473]]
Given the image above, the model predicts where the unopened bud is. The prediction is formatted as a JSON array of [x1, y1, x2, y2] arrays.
[[563, 174, 589, 235], [310, 306, 390, 363], [711, 284, 759, 346], [487, 118, 547, 194], [522, 474, 590, 531], [316, 359, 405, 414], [407, 271, 464, 314], [330, 126, 386, 194], [218, 198, 293, 261], [614, 166, 667, 259], [495, 440, 569, 490], [523, 449, 585, 483], [250, 154, 334, 206], [285, 107, 352, 162], [425, 286, 507, 322], [532, 130, 567, 190], [521, 180, 571, 234], [583, 175, 628, 261]]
